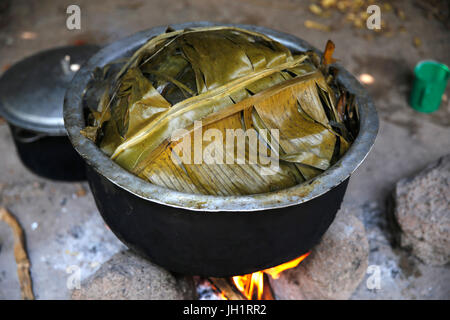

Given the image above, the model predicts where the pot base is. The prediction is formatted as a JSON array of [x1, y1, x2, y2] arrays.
[[86, 165, 348, 277]]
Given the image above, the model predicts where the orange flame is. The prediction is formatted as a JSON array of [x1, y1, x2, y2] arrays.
[[264, 252, 310, 279], [232, 272, 264, 300], [231, 252, 310, 300]]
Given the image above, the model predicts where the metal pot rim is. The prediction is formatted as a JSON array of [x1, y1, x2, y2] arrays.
[[63, 22, 378, 212]]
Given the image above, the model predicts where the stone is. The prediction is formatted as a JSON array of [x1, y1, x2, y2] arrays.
[[391, 154, 450, 266], [71, 250, 197, 300], [269, 208, 369, 300]]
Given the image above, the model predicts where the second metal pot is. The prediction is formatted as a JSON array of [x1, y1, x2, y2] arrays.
[[0, 45, 99, 181]]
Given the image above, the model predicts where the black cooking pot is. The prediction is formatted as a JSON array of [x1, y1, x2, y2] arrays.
[[0, 45, 99, 181], [64, 23, 378, 277], [8, 124, 87, 181]]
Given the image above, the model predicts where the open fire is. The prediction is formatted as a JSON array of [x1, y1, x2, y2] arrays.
[[230, 252, 310, 300]]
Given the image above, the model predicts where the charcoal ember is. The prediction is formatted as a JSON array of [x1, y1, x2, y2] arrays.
[[269, 208, 369, 299], [391, 154, 450, 266], [71, 250, 197, 300]]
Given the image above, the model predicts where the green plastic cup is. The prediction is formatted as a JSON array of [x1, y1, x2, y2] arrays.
[[410, 60, 449, 113]]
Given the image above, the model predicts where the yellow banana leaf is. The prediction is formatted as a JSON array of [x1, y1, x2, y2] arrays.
[[82, 26, 359, 195]]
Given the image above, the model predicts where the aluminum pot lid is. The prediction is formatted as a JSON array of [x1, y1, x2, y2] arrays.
[[64, 22, 379, 212], [0, 45, 99, 135]]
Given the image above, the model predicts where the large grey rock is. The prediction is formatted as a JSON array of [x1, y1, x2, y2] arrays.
[[269, 208, 369, 300], [71, 250, 197, 300], [392, 154, 450, 266]]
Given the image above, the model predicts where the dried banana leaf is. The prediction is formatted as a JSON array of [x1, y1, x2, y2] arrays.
[[141, 113, 303, 195], [82, 26, 359, 196]]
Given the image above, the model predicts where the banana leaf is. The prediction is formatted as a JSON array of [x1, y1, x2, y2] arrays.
[[82, 26, 359, 195]]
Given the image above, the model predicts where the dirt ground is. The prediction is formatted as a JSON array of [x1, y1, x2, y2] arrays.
[[0, 0, 449, 299]]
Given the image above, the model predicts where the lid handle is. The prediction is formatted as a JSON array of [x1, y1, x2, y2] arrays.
[[13, 127, 47, 143]]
